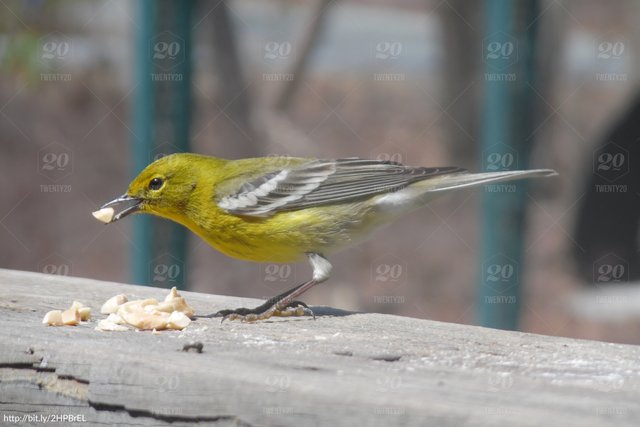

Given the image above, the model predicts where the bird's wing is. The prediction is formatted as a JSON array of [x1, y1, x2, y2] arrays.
[[216, 158, 465, 217]]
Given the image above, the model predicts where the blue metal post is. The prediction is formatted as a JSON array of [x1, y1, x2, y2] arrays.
[[478, 0, 538, 329], [132, 0, 156, 285], [167, 1, 193, 289]]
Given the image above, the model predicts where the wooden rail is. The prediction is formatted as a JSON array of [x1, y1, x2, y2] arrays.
[[0, 269, 638, 426]]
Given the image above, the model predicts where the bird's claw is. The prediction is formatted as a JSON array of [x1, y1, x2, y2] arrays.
[[214, 300, 315, 323]]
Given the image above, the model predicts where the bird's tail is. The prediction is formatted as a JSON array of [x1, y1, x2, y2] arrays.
[[422, 169, 557, 193], [373, 169, 557, 216]]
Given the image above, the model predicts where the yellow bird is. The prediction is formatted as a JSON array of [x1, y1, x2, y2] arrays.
[[95, 153, 555, 322]]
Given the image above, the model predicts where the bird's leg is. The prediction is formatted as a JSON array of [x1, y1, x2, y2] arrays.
[[207, 253, 332, 322]]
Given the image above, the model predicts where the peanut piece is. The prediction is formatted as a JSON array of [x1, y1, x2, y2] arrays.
[[42, 310, 63, 326], [167, 311, 191, 330], [61, 308, 80, 325], [101, 294, 128, 314]]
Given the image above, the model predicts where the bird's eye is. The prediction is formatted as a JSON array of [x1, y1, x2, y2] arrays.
[[149, 177, 164, 190]]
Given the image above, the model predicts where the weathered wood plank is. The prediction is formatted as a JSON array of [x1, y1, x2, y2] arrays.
[[0, 268, 639, 426]]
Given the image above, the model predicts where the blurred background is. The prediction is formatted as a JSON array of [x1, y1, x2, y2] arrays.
[[1, 0, 639, 343]]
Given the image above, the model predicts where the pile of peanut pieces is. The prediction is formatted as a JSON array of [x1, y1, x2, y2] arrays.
[[42, 287, 194, 332]]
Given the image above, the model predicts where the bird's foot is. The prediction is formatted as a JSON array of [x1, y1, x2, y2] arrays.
[[200, 272, 323, 323], [272, 301, 315, 318], [214, 300, 315, 323]]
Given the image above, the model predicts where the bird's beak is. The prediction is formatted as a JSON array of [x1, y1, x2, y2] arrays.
[[98, 194, 143, 223]]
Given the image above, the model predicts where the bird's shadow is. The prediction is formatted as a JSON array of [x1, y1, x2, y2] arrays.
[[308, 305, 356, 317]]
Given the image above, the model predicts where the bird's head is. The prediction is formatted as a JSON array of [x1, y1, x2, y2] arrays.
[[95, 153, 200, 224]]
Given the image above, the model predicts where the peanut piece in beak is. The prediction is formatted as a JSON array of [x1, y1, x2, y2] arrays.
[[92, 207, 115, 223]]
